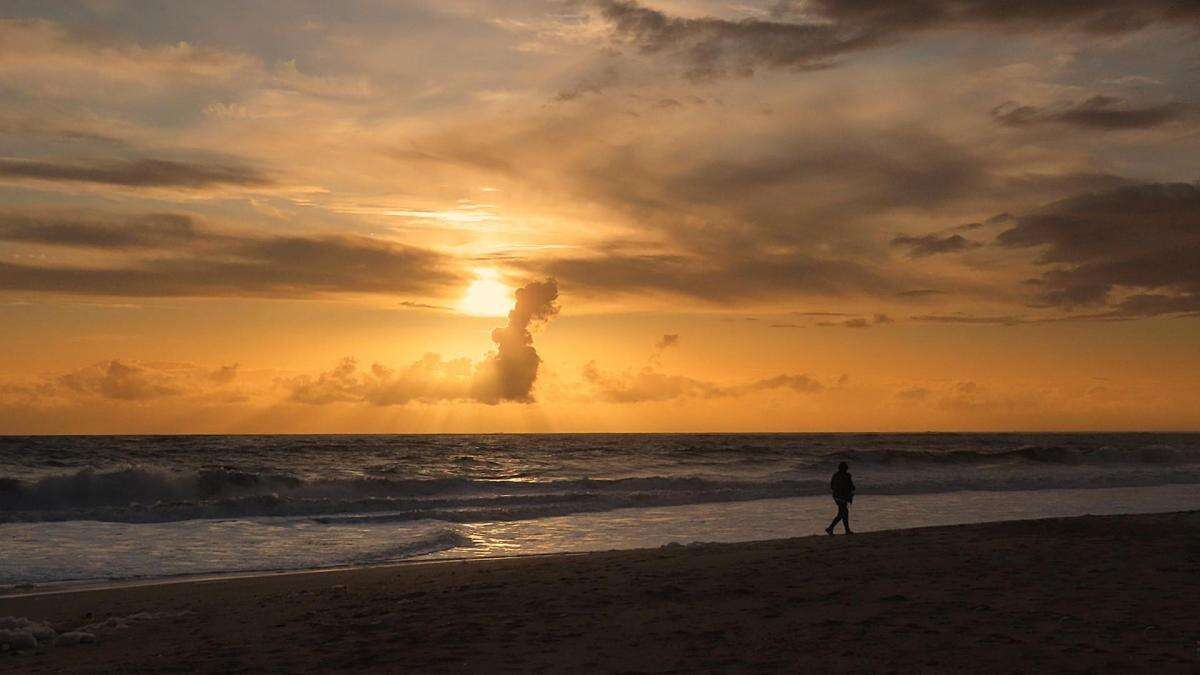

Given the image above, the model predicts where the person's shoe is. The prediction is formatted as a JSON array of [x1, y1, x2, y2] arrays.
[[845, 530, 854, 535], [824, 526, 834, 535]]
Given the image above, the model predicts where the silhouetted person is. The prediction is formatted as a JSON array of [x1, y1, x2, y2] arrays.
[[825, 461, 855, 535]]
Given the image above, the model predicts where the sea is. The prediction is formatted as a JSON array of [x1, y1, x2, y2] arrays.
[[2, 433, 1199, 589]]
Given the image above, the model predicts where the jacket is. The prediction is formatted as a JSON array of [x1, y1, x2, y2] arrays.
[[830, 471, 855, 501]]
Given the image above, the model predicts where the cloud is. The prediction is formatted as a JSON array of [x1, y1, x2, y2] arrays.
[[818, 317, 870, 328], [996, 182, 1200, 314], [471, 278, 560, 404], [527, 249, 901, 303], [0, 212, 199, 248], [399, 300, 451, 310], [596, 0, 1200, 81], [896, 289, 947, 298], [582, 361, 824, 402], [654, 333, 679, 350], [594, 0, 869, 80], [1, 359, 244, 405], [774, 313, 890, 328], [555, 62, 622, 101], [0, 158, 270, 189], [992, 96, 1188, 130], [209, 364, 239, 385], [58, 360, 182, 401], [286, 279, 560, 406], [744, 373, 824, 394], [285, 355, 478, 405], [895, 387, 930, 401], [890, 233, 981, 257], [0, 210, 460, 298], [816, 313, 893, 328], [404, 89, 1135, 310], [911, 314, 1029, 326], [582, 361, 725, 402]]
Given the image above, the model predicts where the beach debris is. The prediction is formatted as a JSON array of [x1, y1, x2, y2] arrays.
[[0, 630, 38, 651], [81, 610, 192, 634], [0, 616, 56, 651], [56, 631, 97, 645]]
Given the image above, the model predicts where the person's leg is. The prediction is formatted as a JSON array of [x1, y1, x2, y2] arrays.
[[841, 501, 852, 533], [826, 499, 844, 533]]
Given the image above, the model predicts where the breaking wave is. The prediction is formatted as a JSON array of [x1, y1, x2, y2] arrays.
[[3, 441, 1199, 525]]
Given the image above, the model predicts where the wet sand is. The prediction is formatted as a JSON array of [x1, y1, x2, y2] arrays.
[[2, 511, 1197, 672]]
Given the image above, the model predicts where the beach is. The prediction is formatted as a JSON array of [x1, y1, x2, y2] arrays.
[[2, 510, 1197, 672]]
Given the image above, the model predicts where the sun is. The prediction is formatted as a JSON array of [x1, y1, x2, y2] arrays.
[[457, 270, 513, 317]]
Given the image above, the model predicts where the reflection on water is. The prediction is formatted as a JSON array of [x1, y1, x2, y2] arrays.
[[4, 484, 1199, 587]]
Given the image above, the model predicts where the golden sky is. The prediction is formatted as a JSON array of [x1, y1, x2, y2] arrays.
[[1, 1, 1198, 432]]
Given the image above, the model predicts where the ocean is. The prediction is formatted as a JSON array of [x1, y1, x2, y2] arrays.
[[3, 433, 1199, 588]]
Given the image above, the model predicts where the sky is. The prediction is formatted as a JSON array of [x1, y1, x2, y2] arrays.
[[1, 0, 1198, 433]]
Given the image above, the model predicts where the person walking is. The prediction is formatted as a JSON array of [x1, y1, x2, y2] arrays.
[[825, 462, 855, 535]]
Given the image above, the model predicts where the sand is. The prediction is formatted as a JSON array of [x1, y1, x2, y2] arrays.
[[2, 511, 1198, 672]]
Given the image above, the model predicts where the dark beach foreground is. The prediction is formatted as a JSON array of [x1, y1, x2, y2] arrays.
[[2, 511, 1197, 673]]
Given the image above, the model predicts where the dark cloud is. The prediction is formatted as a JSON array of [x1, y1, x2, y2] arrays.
[[818, 317, 870, 328], [209, 364, 239, 385], [0, 212, 200, 249], [801, 0, 1200, 34], [287, 279, 560, 406], [582, 361, 824, 403], [948, 213, 1012, 231], [598, 0, 1200, 80], [472, 278, 559, 404], [816, 313, 893, 328], [556, 63, 622, 101], [911, 313, 1028, 326], [996, 182, 1200, 314], [526, 250, 900, 303], [745, 374, 824, 394], [0, 211, 460, 298], [0, 158, 271, 189], [595, 0, 871, 80], [896, 386, 930, 401], [399, 300, 452, 310], [659, 131, 991, 216], [654, 333, 680, 350], [409, 106, 1129, 308], [896, 289, 946, 298], [891, 233, 981, 257], [992, 96, 1187, 130]]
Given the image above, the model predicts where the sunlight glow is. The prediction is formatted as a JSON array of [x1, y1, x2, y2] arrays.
[[457, 270, 513, 317]]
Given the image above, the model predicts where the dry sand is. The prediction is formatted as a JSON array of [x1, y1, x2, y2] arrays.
[[2, 511, 1198, 672]]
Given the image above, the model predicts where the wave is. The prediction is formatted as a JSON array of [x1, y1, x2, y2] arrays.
[[347, 529, 475, 564], [790, 443, 1199, 466], [3, 459, 1200, 524]]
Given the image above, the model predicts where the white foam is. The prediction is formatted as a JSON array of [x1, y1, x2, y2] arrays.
[[3, 483, 1199, 588]]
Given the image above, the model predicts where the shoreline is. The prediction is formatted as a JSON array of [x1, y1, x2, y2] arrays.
[[7, 482, 1200, 593], [0, 551, 593, 600], [2, 510, 1197, 672]]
